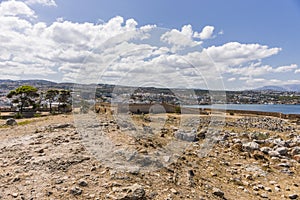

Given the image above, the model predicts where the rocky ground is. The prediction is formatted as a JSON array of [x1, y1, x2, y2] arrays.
[[0, 112, 299, 200]]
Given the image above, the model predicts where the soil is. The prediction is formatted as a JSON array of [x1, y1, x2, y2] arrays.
[[0, 113, 299, 199]]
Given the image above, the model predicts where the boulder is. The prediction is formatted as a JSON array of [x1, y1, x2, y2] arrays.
[[174, 129, 197, 142], [275, 147, 288, 156], [268, 151, 280, 157], [242, 142, 259, 152], [6, 118, 17, 126], [260, 147, 272, 154]]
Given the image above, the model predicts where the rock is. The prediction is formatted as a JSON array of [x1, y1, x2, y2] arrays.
[[253, 151, 266, 160], [269, 181, 277, 185], [242, 142, 259, 152], [52, 123, 72, 129], [260, 147, 272, 154], [174, 129, 197, 142], [291, 147, 300, 156], [70, 187, 82, 195], [278, 162, 290, 168], [289, 194, 299, 199], [212, 187, 224, 198], [293, 155, 300, 163], [265, 187, 272, 192], [253, 186, 259, 191], [78, 179, 88, 187], [268, 150, 280, 157], [170, 188, 178, 194], [6, 118, 17, 126], [275, 147, 288, 156], [111, 184, 145, 200], [126, 184, 145, 199], [12, 193, 18, 198], [273, 138, 287, 147], [257, 184, 265, 189], [260, 193, 268, 198]]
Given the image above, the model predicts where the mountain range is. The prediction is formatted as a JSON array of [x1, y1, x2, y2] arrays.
[[255, 84, 300, 92], [0, 79, 300, 92]]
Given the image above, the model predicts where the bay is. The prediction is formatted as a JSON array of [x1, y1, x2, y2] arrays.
[[184, 104, 300, 114]]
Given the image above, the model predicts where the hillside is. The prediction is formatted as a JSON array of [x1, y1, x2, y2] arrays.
[[0, 112, 299, 199], [256, 84, 300, 92]]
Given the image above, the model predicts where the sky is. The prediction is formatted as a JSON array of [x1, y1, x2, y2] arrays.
[[0, 0, 300, 90]]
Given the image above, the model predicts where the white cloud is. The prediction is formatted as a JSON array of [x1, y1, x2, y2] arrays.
[[160, 25, 202, 52], [0, 0, 36, 18], [0, 1, 297, 90], [273, 64, 297, 72], [227, 77, 236, 82], [295, 69, 300, 74], [205, 42, 281, 67], [194, 25, 215, 40], [25, 0, 57, 7]]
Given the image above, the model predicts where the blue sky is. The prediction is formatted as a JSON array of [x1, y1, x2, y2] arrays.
[[0, 0, 299, 90]]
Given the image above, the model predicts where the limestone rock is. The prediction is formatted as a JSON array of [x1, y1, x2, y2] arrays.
[[242, 142, 259, 151], [212, 187, 224, 198], [275, 147, 288, 156], [6, 118, 17, 126], [289, 194, 299, 199]]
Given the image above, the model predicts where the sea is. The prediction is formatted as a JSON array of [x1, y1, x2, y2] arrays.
[[184, 104, 300, 114]]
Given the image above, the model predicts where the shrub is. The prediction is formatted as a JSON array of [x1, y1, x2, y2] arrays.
[[175, 106, 181, 114], [14, 113, 23, 119], [34, 113, 42, 118]]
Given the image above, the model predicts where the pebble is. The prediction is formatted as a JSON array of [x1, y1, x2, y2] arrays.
[[242, 142, 260, 151], [269, 181, 277, 185], [260, 193, 268, 198], [278, 162, 291, 168], [264, 187, 272, 192], [12, 193, 18, 198], [275, 186, 281, 192], [78, 179, 88, 187], [260, 147, 271, 154], [291, 147, 300, 156], [275, 147, 288, 156], [212, 187, 224, 198], [268, 151, 280, 157], [70, 187, 82, 195], [289, 194, 299, 199], [170, 188, 178, 194]]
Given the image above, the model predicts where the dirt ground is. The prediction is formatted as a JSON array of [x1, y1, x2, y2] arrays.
[[0, 112, 299, 199]]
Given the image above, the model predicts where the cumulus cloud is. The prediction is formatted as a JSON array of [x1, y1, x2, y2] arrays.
[[0, 0, 36, 18], [25, 0, 57, 6], [160, 24, 202, 52], [295, 69, 300, 74], [205, 42, 281, 67], [0, 1, 297, 90], [194, 25, 215, 40], [273, 64, 297, 72]]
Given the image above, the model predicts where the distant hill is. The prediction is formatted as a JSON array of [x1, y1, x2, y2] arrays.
[[0, 79, 71, 91], [255, 84, 300, 92]]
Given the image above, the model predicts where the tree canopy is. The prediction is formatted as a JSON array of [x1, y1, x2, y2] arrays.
[[45, 89, 59, 113], [7, 85, 39, 114]]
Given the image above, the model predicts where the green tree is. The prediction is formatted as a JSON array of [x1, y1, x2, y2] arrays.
[[45, 89, 59, 113], [58, 90, 71, 113], [7, 85, 39, 114]]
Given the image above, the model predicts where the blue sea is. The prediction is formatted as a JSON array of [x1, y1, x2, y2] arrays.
[[184, 104, 300, 114]]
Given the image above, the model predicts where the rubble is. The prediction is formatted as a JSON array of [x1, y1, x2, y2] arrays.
[[0, 113, 299, 199]]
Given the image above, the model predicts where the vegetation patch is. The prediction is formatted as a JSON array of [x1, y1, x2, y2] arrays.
[[18, 120, 32, 126]]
